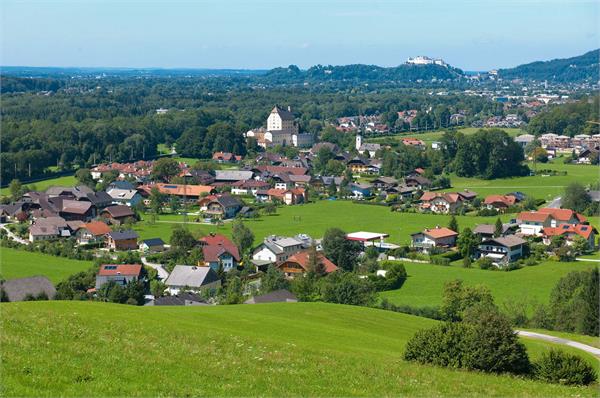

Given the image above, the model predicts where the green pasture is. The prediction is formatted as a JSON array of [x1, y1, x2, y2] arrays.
[[0, 247, 92, 283]]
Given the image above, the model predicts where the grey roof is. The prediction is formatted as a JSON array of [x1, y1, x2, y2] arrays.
[[1, 276, 56, 302], [61, 200, 92, 215], [244, 289, 298, 304], [474, 224, 512, 235], [108, 230, 139, 240], [86, 191, 113, 205], [372, 176, 398, 185], [142, 238, 165, 246], [515, 134, 535, 143], [107, 188, 139, 200], [147, 292, 208, 306], [108, 180, 136, 190], [589, 191, 600, 202], [272, 106, 295, 121], [29, 224, 59, 237], [216, 194, 242, 208], [482, 236, 527, 248], [165, 265, 220, 288], [359, 143, 381, 151], [214, 170, 254, 182], [35, 216, 68, 229]]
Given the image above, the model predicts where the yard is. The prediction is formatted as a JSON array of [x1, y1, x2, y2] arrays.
[[379, 260, 598, 309], [0, 247, 92, 284]]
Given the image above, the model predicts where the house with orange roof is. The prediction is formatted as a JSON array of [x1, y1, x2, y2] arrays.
[[76, 220, 112, 245], [484, 194, 517, 212], [95, 264, 143, 289], [419, 192, 463, 214], [411, 226, 458, 253], [537, 208, 587, 226], [517, 208, 587, 236], [152, 183, 214, 201], [542, 224, 597, 250], [277, 250, 338, 278], [198, 233, 241, 271], [264, 188, 306, 205]]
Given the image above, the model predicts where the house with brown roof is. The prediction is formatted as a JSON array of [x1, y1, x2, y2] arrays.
[[477, 236, 528, 265], [419, 192, 463, 214], [212, 152, 242, 163], [404, 175, 432, 190], [230, 180, 270, 196], [277, 251, 338, 278], [95, 264, 143, 289], [411, 226, 458, 253], [76, 220, 112, 245], [199, 194, 243, 219], [106, 230, 139, 251], [542, 224, 597, 250], [484, 194, 517, 212], [198, 234, 241, 272], [100, 205, 136, 225]]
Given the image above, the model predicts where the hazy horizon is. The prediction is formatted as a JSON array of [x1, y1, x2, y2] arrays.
[[1, 0, 598, 71]]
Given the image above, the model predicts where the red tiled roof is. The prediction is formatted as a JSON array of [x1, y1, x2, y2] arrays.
[[484, 195, 516, 206], [420, 192, 462, 204], [542, 225, 595, 240], [282, 251, 338, 273], [517, 211, 551, 222], [81, 221, 111, 236], [199, 234, 240, 261], [538, 208, 587, 223], [98, 264, 142, 277], [423, 227, 458, 239]]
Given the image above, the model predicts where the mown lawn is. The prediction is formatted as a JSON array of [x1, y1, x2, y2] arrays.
[[380, 260, 598, 309], [0, 247, 92, 283], [134, 200, 515, 243], [451, 161, 600, 199], [0, 175, 77, 197], [1, 301, 597, 397]]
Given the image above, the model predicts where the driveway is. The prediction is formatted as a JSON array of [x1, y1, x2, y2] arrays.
[[141, 256, 170, 280], [0, 223, 29, 245], [517, 330, 600, 358], [546, 196, 562, 208]]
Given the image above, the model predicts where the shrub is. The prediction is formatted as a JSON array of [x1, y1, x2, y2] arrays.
[[477, 257, 494, 270], [533, 349, 597, 385], [404, 307, 530, 375], [429, 255, 451, 266]]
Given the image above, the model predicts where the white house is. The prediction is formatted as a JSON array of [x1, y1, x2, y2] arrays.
[[477, 236, 527, 265], [164, 265, 221, 295], [252, 235, 307, 263]]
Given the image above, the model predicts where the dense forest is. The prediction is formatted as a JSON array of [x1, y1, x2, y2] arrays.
[[528, 96, 600, 137], [499, 49, 600, 83], [0, 74, 507, 182]]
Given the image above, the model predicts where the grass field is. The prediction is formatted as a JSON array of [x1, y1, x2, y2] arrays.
[[0, 175, 77, 197], [1, 301, 597, 397], [0, 247, 92, 283], [369, 127, 525, 145], [380, 260, 598, 309], [134, 200, 515, 243], [451, 161, 600, 199]]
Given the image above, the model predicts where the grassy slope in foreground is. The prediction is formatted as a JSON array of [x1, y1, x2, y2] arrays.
[[1, 301, 597, 397], [0, 247, 92, 283], [380, 261, 598, 308]]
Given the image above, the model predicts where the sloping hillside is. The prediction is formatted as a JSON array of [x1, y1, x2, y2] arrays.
[[1, 301, 596, 397], [499, 49, 600, 82]]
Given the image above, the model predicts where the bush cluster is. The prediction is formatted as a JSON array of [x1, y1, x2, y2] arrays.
[[533, 349, 597, 386]]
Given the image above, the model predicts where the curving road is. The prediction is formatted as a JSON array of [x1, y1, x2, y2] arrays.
[[517, 330, 600, 358]]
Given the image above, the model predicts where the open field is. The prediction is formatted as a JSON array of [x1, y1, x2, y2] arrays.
[[0, 175, 77, 197], [380, 260, 598, 309], [135, 200, 515, 243], [1, 301, 597, 397], [369, 127, 525, 145], [452, 161, 600, 199], [0, 247, 92, 283]]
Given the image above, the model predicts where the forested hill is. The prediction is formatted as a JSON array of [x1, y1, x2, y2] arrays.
[[263, 63, 464, 83], [499, 49, 600, 83]]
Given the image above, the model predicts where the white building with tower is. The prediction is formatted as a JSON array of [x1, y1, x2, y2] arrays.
[[356, 134, 381, 158], [246, 106, 313, 148]]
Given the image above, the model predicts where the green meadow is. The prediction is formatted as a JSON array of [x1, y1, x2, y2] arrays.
[[1, 301, 597, 397], [0, 175, 77, 197], [379, 260, 598, 309], [0, 247, 92, 284], [134, 200, 515, 243]]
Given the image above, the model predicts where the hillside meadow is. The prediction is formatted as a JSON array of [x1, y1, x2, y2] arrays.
[[380, 260, 598, 309], [1, 301, 597, 397], [0, 175, 77, 197], [0, 247, 92, 283]]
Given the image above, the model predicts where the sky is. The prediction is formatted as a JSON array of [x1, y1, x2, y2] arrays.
[[1, 0, 599, 71]]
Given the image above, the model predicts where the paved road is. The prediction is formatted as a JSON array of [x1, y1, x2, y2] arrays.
[[517, 330, 600, 358], [0, 223, 29, 245], [576, 257, 600, 262], [546, 196, 562, 208], [141, 256, 170, 280]]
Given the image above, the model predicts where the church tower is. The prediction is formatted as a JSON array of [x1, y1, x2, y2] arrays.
[[355, 134, 362, 151]]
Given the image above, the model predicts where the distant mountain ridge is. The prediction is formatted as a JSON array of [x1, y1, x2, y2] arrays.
[[499, 49, 599, 82], [264, 63, 464, 83]]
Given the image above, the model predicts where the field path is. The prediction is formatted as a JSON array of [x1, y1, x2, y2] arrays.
[[517, 330, 600, 358]]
